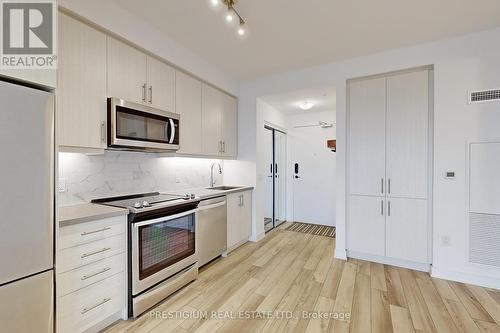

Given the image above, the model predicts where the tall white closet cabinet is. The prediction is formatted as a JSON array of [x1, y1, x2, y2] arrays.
[[347, 68, 432, 268]]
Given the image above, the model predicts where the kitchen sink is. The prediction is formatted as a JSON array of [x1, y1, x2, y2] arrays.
[[206, 186, 242, 191]]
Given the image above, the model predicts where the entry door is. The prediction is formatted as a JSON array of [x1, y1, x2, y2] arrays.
[[292, 125, 336, 226]]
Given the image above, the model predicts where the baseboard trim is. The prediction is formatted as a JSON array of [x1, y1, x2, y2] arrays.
[[250, 232, 266, 243], [347, 251, 431, 272], [335, 249, 347, 260], [431, 266, 500, 290]]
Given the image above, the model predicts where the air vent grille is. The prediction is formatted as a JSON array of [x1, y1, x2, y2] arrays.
[[469, 213, 500, 267], [469, 89, 500, 104]]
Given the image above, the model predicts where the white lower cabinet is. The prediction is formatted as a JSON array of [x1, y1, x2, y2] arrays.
[[57, 216, 127, 333], [386, 198, 428, 263], [227, 191, 252, 251], [348, 195, 386, 256]]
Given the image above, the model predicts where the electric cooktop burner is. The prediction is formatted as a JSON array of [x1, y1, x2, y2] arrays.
[[92, 192, 199, 213]]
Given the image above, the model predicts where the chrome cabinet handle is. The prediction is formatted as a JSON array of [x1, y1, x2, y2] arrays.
[[381, 199, 384, 216], [222, 141, 226, 153], [100, 122, 106, 144], [81, 267, 111, 281], [388, 200, 391, 216], [81, 298, 111, 314], [142, 83, 147, 102], [381, 178, 384, 194], [81, 227, 111, 236], [149, 86, 153, 104], [388, 178, 391, 194], [81, 247, 111, 259]]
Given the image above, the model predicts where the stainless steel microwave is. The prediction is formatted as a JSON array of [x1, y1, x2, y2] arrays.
[[107, 98, 180, 152]]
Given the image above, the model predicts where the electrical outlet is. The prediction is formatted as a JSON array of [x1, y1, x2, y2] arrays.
[[441, 236, 451, 246], [58, 178, 67, 193]]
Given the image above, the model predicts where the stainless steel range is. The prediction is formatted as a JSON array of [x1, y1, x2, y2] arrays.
[[92, 192, 200, 317]]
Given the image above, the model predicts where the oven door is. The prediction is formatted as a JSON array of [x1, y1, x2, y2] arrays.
[[131, 209, 197, 296], [108, 97, 180, 151]]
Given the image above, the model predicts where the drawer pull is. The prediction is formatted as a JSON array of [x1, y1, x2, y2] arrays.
[[81, 267, 111, 281], [81, 247, 111, 259], [81, 227, 111, 236], [81, 298, 111, 314]]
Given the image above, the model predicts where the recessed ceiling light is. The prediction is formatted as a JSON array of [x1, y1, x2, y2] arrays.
[[298, 101, 315, 110], [210, 0, 220, 7]]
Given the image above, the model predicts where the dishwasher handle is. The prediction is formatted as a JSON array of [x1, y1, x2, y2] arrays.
[[197, 197, 227, 210]]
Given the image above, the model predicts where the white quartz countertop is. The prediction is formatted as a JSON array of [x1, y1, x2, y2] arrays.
[[164, 186, 254, 200], [58, 203, 129, 227]]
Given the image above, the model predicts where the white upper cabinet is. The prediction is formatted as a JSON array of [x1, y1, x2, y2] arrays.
[[57, 13, 107, 149], [386, 70, 429, 199], [348, 77, 386, 196], [57, 12, 237, 157], [176, 71, 202, 155], [202, 84, 223, 156], [147, 57, 175, 112], [221, 93, 238, 158], [201, 83, 238, 157], [107, 37, 147, 104]]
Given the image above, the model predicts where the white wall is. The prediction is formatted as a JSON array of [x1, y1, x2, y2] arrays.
[[58, 0, 238, 95], [286, 111, 336, 226], [234, 27, 500, 288]]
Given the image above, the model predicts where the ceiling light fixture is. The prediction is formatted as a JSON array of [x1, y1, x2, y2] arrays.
[[210, 0, 248, 38], [298, 101, 315, 110]]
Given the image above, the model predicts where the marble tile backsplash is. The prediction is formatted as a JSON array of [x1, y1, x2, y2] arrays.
[[58, 151, 224, 206]]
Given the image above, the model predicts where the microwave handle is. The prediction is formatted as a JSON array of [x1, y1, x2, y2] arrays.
[[169, 119, 176, 144]]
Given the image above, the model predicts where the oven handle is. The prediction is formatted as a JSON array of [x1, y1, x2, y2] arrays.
[[132, 208, 197, 228]]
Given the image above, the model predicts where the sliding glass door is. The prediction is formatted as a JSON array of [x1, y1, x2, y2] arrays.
[[264, 126, 287, 232]]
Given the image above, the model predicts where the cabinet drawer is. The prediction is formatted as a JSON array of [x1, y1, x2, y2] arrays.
[[57, 273, 125, 333], [58, 234, 126, 273], [59, 216, 126, 250], [58, 253, 126, 297]]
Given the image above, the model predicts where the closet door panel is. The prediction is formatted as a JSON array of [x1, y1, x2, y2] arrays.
[[348, 78, 386, 196], [348, 195, 386, 256], [386, 70, 429, 199], [386, 198, 428, 263]]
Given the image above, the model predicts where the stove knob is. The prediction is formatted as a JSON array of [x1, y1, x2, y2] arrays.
[[190, 194, 196, 199], [134, 202, 142, 208], [142, 201, 150, 207], [184, 194, 190, 200]]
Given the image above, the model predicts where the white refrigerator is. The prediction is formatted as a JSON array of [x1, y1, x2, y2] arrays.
[[0, 80, 54, 332]]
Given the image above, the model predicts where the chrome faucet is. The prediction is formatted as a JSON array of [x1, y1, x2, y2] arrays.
[[210, 163, 222, 188]]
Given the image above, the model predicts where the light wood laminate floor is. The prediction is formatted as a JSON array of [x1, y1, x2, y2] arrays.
[[104, 223, 500, 333]]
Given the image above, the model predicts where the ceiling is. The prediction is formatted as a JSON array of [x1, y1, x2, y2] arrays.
[[260, 86, 336, 115], [113, 0, 500, 80]]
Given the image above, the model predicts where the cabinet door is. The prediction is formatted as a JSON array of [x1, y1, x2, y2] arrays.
[[386, 198, 428, 263], [147, 57, 175, 112], [226, 193, 241, 249], [202, 84, 222, 156], [107, 37, 147, 104], [239, 191, 252, 241], [348, 78, 386, 196], [386, 70, 429, 199], [221, 93, 238, 158], [176, 71, 203, 155], [57, 13, 107, 149], [348, 195, 386, 256]]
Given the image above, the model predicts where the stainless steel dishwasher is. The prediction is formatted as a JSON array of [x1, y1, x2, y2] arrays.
[[197, 196, 227, 266]]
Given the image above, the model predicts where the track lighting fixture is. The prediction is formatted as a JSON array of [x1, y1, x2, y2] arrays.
[[209, 0, 248, 38]]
